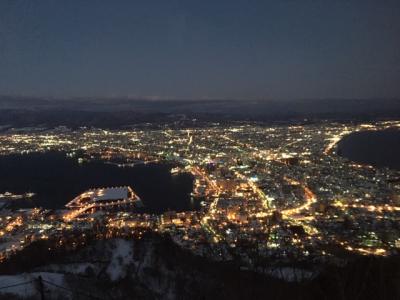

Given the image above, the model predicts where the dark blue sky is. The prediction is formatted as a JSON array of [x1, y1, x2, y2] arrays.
[[0, 0, 399, 99]]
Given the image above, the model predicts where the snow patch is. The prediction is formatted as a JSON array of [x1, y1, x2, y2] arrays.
[[41, 262, 98, 275], [106, 239, 134, 281], [266, 267, 315, 282]]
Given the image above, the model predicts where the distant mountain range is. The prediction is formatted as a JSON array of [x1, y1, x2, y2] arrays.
[[0, 96, 399, 128]]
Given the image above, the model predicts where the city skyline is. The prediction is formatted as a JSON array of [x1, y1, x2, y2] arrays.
[[0, 2, 400, 298]]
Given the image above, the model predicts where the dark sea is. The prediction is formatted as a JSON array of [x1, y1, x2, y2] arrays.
[[0, 151, 196, 213], [337, 128, 400, 170]]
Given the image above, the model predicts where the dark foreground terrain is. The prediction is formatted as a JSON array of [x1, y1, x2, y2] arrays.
[[0, 233, 399, 300]]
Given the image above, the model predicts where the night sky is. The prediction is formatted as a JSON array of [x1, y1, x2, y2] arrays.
[[0, 0, 399, 99]]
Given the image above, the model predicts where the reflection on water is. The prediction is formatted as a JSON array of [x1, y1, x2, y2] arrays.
[[0, 151, 195, 213]]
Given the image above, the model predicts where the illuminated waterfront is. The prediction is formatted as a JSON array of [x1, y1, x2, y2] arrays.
[[0, 152, 194, 212]]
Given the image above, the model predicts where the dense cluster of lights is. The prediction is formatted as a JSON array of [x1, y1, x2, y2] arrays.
[[0, 120, 399, 269]]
